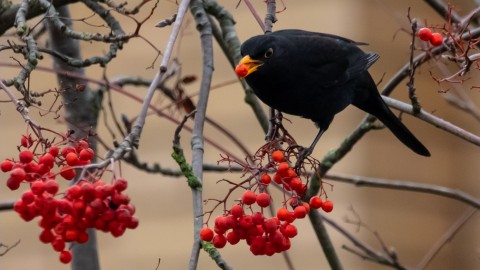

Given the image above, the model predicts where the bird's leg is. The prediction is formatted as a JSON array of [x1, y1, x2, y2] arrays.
[[294, 129, 325, 169], [265, 108, 282, 141]]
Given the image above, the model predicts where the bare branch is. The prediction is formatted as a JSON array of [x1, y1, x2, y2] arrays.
[[325, 173, 480, 209], [383, 96, 480, 147], [0, 240, 21, 256]]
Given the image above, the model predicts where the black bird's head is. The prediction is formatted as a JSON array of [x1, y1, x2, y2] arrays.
[[235, 34, 286, 78]]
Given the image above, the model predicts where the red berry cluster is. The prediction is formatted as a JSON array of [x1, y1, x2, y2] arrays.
[[417, 27, 443, 46], [1, 137, 138, 264], [200, 203, 295, 256], [201, 150, 333, 256]]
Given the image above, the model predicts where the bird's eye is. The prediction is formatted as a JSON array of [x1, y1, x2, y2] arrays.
[[264, 48, 273, 58]]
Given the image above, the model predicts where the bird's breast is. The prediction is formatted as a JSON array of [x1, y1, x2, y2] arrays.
[[246, 74, 354, 120]]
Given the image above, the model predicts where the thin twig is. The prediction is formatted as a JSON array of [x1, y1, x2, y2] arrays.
[[321, 214, 408, 270], [416, 207, 477, 269], [0, 240, 21, 256]]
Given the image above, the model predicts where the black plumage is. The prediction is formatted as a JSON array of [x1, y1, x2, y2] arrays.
[[236, 29, 430, 157]]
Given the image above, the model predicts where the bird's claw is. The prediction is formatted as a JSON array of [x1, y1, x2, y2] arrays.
[[294, 147, 312, 170]]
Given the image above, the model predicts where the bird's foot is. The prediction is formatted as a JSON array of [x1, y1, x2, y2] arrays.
[[294, 146, 313, 170]]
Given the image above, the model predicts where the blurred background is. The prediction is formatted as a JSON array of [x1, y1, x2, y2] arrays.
[[1, 0, 479, 269]]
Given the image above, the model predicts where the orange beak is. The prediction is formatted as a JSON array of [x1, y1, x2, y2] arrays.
[[235, 55, 263, 78]]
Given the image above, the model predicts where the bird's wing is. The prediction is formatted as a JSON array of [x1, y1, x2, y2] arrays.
[[274, 29, 366, 46], [289, 33, 379, 87], [345, 52, 380, 79]]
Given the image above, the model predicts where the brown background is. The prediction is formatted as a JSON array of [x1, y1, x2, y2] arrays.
[[1, 0, 479, 269]]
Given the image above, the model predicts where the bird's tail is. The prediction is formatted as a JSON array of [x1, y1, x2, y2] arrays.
[[353, 81, 430, 157]]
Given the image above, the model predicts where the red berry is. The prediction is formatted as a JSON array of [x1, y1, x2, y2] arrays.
[[263, 218, 278, 233], [284, 211, 296, 223], [309, 196, 323, 209], [286, 168, 297, 178], [76, 140, 89, 152], [214, 216, 229, 232], [79, 148, 94, 161], [322, 200, 334, 213], [45, 180, 59, 195], [277, 208, 289, 221], [256, 193, 271, 208], [296, 183, 307, 195], [127, 217, 139, 229], [430, 32, 443, 46], [116, 209, 132, 222], [73, 200, 86, 214], [39, 229, 54, 243], [65, 152, 79, 166], [21, 190, 35, 204], [277, 162, 290, 175], [302, 202, 311, 214], [39, 153, 55, 167], [242, 190, 257, 205], [290, 177, 302, 190], [252, 212, 265, 225], [230, 204, 244, 218], [212, 234, 227, 248], [1, 160, 13, 172], [60, 165, 76, 180], [227, 231, 241, 245], [58, 199, 73, 214], [114, 178, 128, 192], [108, 221, 127, 237], [200, 227, 214, 241], [224, 215, 237, 229], [111, 192, 130, 205], [67, 185, 83, 199], [19, 150, 33, 164], [24, 161, 39, 174], [31, 181, 45, 195], [235, 64, 249, 78], [7, 177, 21, 190], [49, 146, 59, 157], [108, 223, 127, 237], [238, 215, 253, 229], [273, 173, 282, 184], [52, 238, 66, 252], [59, 250, 72, 264], [283, 224, 298, 238], [21, 135, 31, 148], [80, 182, 96, 202], [260, 173, 271, 185], [102, 209, 115, 221], [293, 205, 307, 219], [272, 150, 284, 162], [250, 236, 266, 255], [61, 146, 77, 158], [76, 231, 89, 243], [64, 229, 79, 242], [417, 27, 432, 41]]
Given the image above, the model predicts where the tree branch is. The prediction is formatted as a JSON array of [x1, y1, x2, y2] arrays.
[[383, 96, 480, 147], [325, 173, 480, 209]]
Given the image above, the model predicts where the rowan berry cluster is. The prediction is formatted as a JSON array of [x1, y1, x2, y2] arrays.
[[1, 136, 138, 264], [201, 150, 333, 256], [417, 27, 443, 46]]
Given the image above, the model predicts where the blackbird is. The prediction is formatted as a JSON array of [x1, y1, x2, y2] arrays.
[[236, 29, 430, 158]]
